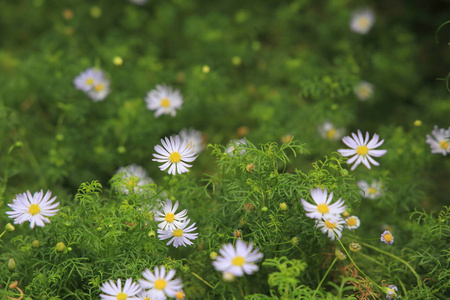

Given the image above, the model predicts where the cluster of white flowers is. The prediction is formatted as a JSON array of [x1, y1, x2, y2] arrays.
[[226, 138, 247, 156], [301, 188, 360, 240], [115, 164, 154, 194], [74, 68, 110, 101], [318, 121, 345, 141], [154, 199, 198, 248], [100, 266, 185, 300]]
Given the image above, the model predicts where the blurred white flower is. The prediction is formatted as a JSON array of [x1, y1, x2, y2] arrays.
[[86, 77, 110, 102], [345, 215, 360, 230], [350, 9, 375, 34], [179, 128, 205, 153], [73, 68, 104, 92], [226, 138, 247, 156], [128, 0, 147, 5], [426, 125, 450, 156], [145, 85, 183, 117], [139, 266, 183, 299], [318, 121, 345, 141], [354, 81, 374, 101], [357, 180, 383, 199], [100, 278, 141, 300], [116, 164, 153, 194]]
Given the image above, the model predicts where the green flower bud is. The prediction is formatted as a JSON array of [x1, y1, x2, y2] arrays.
[[210, 251, 217, 260], [31, 240, 40, 248], [148, 230, 156, 238], [261, 206, 268, 212], [56, 242, 66, 252], [5, 223, 15, 232], [279, 203, 288, 211], [8, 258, 16, 271]]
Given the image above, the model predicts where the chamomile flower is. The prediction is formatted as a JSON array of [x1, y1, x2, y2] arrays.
[[301, 188, 347, 220], [212, 239, 264, 277], [345, 215, 360, 230], [137, 290, 165, 300], [350, 9, 375, 34], [174, 290, 185, 300], [139, 266, 183, 299], [338, 130, 387, 170], [179, 128, 205, 153], [100, 278, 141, 300], [145, 85, 183, 117], [116, 164, 154, 194], [226, 138, 247, 156], [73, 68, 104, 92], [152, 135, 197, 175], [354, 81, 374, 101], [6, 190, 60, 229], [316, 215, 345, 240], [87, 77, 110, 102], [425, 125, 450, 156], [381, 230, 394, 245], [357, 180, 383, 199], [154, 199, 188, 230], [318, 121, 345, 141], [157, 219, 198, 248]]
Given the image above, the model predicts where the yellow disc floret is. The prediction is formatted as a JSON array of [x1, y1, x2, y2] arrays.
[[85, 78, 95, 85], [94, 83, 104, 91], [160, 98, 171, 107], [317, 204, 329, 214], [169, 152, 181, 163], [383, 233, 393, 243], [154, 279, 167, 290], [327, 129, 337, 139], [175, 291, 184, 299], [165, 213, 175, 222], [173, 228, 183, 237], [116, 292, 128, 300], [232, 256, 245, 266], [325, 220, 336, 229], [357, 17, 369, 28], [439, 140, 449, 150], [29, 204, 41, 215], [347, 217, 357, 227], [356, 145, 369, 156], [367, 187, 377, 194]]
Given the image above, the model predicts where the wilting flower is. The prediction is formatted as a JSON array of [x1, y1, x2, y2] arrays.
[[354, 81, 374, 101], [345, 216, 361, 230], [100, 278, 141, 300], [301, 188, 346, 220], [152, 135, 197, 175], [338, 130, 387, 170], [350, 9, 375, 34], [426, 125, 450, 156], [213, 239, 264, 277], [179, 128, 205, 153], [116, 164, 153, 194], [384, 284, 399, 300], [6, 190, 60, 229], [381, 230, 394, 245], [357, 180, 383, 199], [139, 266, 183, 299], [157, 219, 198, 248], [145, 85, 183, 117], [226, 138, 247, 156], [316, 215, 345, 240], [153, 199, 188, 230], [318, 121, 345, 141]]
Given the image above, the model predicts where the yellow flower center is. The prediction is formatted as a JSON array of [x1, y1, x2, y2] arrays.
[[175, 291, 184, 299], [169, 151, 181, 163], [160, 98, 171, 108], [359, 86, 371, 98], [327, 129, 336, 139], [116, 292, 127, 300], [85, 78, 94, 85], [439, 140, 449, 150], [347, 217, 357, 227], [173, 228, 183, 237], [357, 17, 369, 28], [232, 256, 245, 266], [94, 83, 104, 91], [367, 187, 377, 194], [317, 204, 329, 214], [383, 233, 393, 243], [325, 220, 336, 229], [356, 145, 369, 156], [28, 204, 41, 215], [154, 279, 167, 290], [165, 212, 175, 222]]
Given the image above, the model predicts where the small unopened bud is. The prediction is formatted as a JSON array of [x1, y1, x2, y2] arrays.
[[335, 249, 346, 260], [67, 247, 73, 251], [279, 203, 288, 211], [210, 251, 217, 260], [31, 240, 40, 248], [222, 272, 235, 282], [5, 223, 15, 232], [349, 242, 362, 252], [414, 120, 422, 127], [233, 229, 242, 238], [340, 169, 348, 177], [342, 210, 350, 218], [113, 56, 123, 66], [56, 242, 66, 252], [148, 230, 156, 238], [261, 206, 268, 212], [90, 6, 102, 18], [291, 237, 299, 246], [202, 65, 210, 73], [8, 258, 16, 271], [9, 281, 18, 289]]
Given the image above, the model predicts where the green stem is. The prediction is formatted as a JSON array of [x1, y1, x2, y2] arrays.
[[361, 242, 422, 287], [0, 229, 6, 240], [153, 176, 173, 199], [191, 272, 215, 289], [313, 257, 337, 297]]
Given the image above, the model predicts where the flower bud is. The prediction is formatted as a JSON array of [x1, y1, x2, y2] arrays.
[[113, 56, 123, 66], [8, 258, 16, 271], [31, 240, 40, 248], [9, 281, 18, 289], [5, 223, 15, 232], [349, 242, 362, 252], [261, 206, 268, 212], [202, 65, 210, 73], [222, 272, 235, 282], [279, 203, 288, 211], [414, 120, 422, 127], [148, 230, 156, 238], [340, 169, 348, 177], [56, 242, 66, 252], [335, 249, 346, 260], [210, 251, 217, 260], [291, 237, 299, 246]]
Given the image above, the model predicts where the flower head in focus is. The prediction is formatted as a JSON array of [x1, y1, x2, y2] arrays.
[[139, 266, 183, 299], [152, 135, 197, 175], [381, 230, 394, 245], [426, 125, 450, 156], [301, 188, 346, 220], [157, 219, 198, 248], [100, 278, 141, 300], [316, 215, 345, 240]]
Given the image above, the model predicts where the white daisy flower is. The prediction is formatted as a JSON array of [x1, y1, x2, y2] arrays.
[[153, 199, 188, 230], [345, 215, 360, 230], [426, 125, 450, 156], [179, 128, 205, 153], [350, 9, 375, 34], [380, 230, 394, 245], [73, 68, 104, 92], [300, 188, 347, 220], [338, 130, 387, 170], [174, 290, 185, 300], [226, 138, 247, 156], [212, 239, 264, 277], [157, 219, 198, 248], [145, 85, 183, 117], [318, 121, 345, 141], [100, 278, 141, 300], [153, 135, 197, 175], [116, 164, 154, 194], [86, 76, 110, 102], [137, 289, 165, 300], [6, 190, 60, 229], [357, 180, 383, 199], [316, 215, 345, 240], [139, 266, 183, 299], [354, 81, 374, 101], [128, 0, 147, 5]]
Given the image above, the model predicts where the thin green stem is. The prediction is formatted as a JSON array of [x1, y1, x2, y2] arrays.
[[361, 242, 422, 287], [191, 272, 215, 289], [313, 257, 337, 297], [152, 176, 173, 199], [0, 229, 6, 240]]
